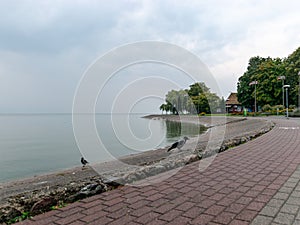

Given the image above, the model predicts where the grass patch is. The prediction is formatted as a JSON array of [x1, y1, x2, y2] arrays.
[[8, 212, 31, 224]]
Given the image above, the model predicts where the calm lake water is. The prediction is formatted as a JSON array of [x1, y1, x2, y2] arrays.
[[0, 114, 205, 182]]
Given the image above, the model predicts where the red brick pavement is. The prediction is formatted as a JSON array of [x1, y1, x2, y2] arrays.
[[17, 118, 300, 225]]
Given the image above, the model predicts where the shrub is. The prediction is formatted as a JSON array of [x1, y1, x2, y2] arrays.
[[262, 104, 272, 112], [293, 108, 300, 113], [247, 112, 261, 117], [272, 105, 284, 111]]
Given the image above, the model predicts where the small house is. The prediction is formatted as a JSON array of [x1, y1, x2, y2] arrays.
[[226, 92, 242, 113]]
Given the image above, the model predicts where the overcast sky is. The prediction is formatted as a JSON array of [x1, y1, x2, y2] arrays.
[[1, 0, 300, 113]]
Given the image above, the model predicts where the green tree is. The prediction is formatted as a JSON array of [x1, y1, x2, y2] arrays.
[[237, 56, 263, 108], [255, 57, 285, 106], [284, 47, 300, 106], [194, 95, 210, 113], [159, 102, 173, 114], [237, 46, 300, 109], [188, 82, 218, 114], [159, 103, 167, 114], [188, 82, 210, 97], [237, 56, 286, 108], [160, 82, 221, 114]]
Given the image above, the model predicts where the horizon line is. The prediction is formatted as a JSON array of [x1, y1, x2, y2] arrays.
[[0, 112, 160, 115]]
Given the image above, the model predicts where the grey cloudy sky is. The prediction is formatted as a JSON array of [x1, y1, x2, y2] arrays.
[[1, 0, 300, 113]]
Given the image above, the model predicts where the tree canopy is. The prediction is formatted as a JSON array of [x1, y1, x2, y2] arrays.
[[160, 82, 224, 114], [237, 47, 300, 109]]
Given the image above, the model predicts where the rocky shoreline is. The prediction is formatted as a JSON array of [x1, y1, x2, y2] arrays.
[[0, 115, 274, 224]]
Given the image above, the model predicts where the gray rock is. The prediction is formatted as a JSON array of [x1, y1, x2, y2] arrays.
[[79, 183, 104, 196], [69, 183, 106, 202], [0, 206, 21, 223]]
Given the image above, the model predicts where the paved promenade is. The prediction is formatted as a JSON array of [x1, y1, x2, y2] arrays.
[[17, 117, 300, 225]]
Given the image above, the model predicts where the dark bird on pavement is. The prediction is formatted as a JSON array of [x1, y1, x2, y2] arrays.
[[167, 136, 189, 152], [81, 157, 89, 167]]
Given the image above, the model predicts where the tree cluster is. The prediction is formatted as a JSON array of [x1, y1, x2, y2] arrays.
[[237, 47, 300, 109], [159, 82, 225, 114]]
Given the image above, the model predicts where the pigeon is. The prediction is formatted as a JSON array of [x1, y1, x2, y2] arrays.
[[167, 136, 189, 152], [81, 157, 89, 167]]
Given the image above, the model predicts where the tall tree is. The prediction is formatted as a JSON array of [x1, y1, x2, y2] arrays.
[[284, 47, 300, 107], [237, 56, 263, 108], [255, 57, 285, 106], [188, 82, 210, 96], [237, 56, 287, 108], [165, 90, 189, 114], [161, 82, 221, 114]]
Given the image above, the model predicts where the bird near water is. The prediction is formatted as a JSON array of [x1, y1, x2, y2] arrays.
[[167, 136, 189, 152], [81, 157, 89, 167]]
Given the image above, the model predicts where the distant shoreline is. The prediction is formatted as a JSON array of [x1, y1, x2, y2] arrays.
[[0, 112, 153, 115]]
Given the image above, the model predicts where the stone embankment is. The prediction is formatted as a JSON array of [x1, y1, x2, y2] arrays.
[[0, 115, 273, 224]]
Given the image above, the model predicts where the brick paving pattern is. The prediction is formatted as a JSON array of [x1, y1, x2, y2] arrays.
[[251, 165, 300, 225], [17, 118, 300, 225]]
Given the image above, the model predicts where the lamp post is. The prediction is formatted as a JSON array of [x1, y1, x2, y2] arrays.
[[249, 81, 258, 115], [283, 85, 290, 118], [277, 76, 285, 107]]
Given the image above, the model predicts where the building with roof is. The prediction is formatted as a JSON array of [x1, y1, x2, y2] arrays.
[[226, 92, 242, 113]]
